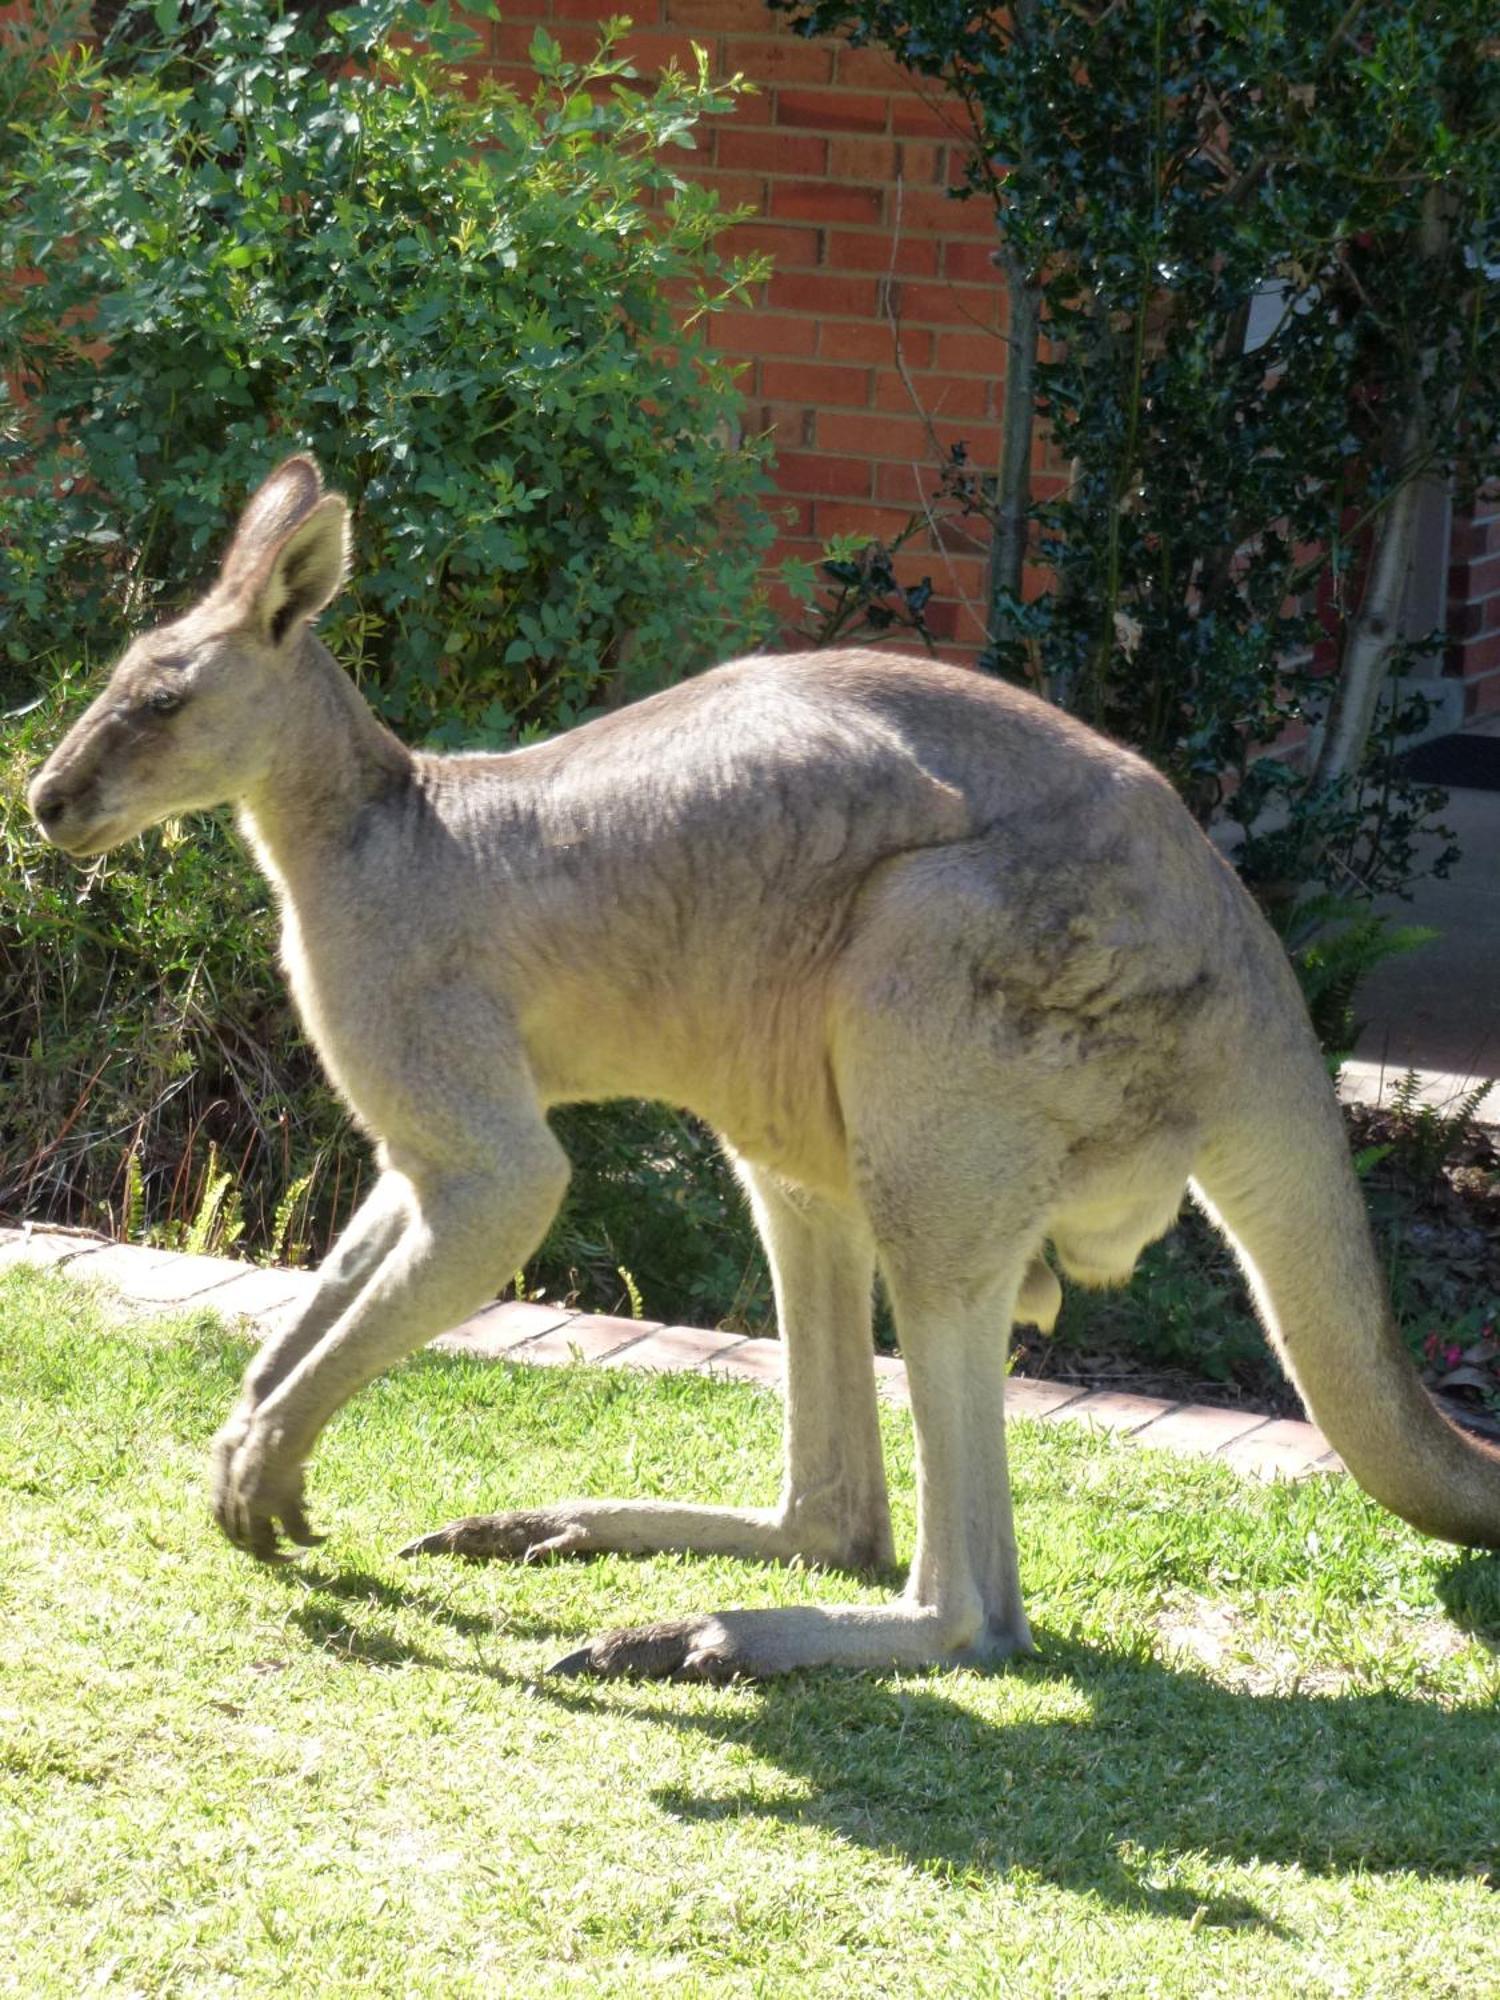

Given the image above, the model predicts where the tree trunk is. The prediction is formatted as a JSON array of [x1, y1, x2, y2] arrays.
[[1312, 184, 1450, 790], [1311, 418, 1427, 789]]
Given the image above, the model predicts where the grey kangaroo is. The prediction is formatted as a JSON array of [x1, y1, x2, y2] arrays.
[[29, 456, 1500, 1679]]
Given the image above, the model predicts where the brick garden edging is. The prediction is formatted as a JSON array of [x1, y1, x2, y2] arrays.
[[0, 1223, 1343, 1483]]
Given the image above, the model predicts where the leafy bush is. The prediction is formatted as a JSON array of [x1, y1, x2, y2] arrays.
[[2, 0, 772, 736], [1, 0, 774, 1314]]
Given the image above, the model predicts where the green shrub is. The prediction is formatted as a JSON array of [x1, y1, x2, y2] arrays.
[[1, 0, 772, 734], [0, 0, 774, 1315]]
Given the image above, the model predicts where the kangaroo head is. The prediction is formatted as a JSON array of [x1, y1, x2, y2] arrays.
[[29, 456, 350, 857]]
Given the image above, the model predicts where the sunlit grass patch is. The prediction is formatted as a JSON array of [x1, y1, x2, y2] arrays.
[[3, 1265, 1499, 1998]]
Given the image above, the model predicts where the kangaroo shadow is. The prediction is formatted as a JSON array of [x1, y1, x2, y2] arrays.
[[260, 1524, 1500, 1928], [1433, 1551, 1500, 1648], [535, 1605, 1500, 1931], [276, 1560, 602, 1668]]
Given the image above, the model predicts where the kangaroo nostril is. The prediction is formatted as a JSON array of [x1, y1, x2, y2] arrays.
[[31, 784, 68, 827]]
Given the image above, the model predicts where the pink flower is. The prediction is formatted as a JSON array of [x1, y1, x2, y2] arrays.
[[1445, 1344, 1464, 1369]]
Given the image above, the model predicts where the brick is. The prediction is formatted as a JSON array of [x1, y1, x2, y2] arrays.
[[1218, 1418, 1333, 1481], [895, 189, 999, 239], [434, 1299, 576, 1358], [892, 278, 1005, 327], [0, 1228, 100, 1271], [51, 1241, 181, 1291], [717, 129, 827, 176], [770, 180, 884, 224], [764, 533, 824, 570], [114, 1251, 252, 1304], [722, 219, 821, 265], [826, 135, 901, 182], [778, 88, 891, 134], [713, 86, 775, 127], [874, 369, 990, 418], [824, 228, 939, 276], [688, 169, 770, 210], [710, 309, 818, 356], [1061, 1389, 1175, 1436], [1135, 1404, 1270, 1454], [1454, 632, 1500, 679], [519, 1313, 658, 1366], [812, 499, 921, 542], [774, 450, 874, 498], [768, 494, 816, 537], [934, 326, 1006, 374], [751, 398, 819, 444], [896, 139, 948, 184], [820, 320, 931, 367], [831, 42, 903, 89], [943, 239, 1004, 284], [1449, 597, 1488, 640], [1465, 668, 1500, 715], [949, 598, 993, 648], [605, 1324, 749, 1371], [666, 0, 771, 27], [873, 460, 938, 506], [724, 35, 835, 85], [817, 408, 972, 459], [892, 93, 964, 139], [1451, 551, 1500, 599], [761, 358, 872, 406], [209, 1268, 318, 1319], [702, 1336, 784, 1387], [767, 270, 880, 317], [620, 28, 724, 74], [1005, 1377, 1090, 1420], [1450, 514, 1496, 562]]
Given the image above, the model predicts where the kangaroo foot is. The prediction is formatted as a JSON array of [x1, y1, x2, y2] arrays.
[[398, 1509, 598, 1563], [549, 1616, 753, 1684], [546, 1601, 1020, 1680]]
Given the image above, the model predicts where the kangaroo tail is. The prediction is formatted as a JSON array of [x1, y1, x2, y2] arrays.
[[1194, 1049, 1500, 1550]]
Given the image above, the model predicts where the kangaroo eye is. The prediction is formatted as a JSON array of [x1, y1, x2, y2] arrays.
[[146, 687, 183, 716]]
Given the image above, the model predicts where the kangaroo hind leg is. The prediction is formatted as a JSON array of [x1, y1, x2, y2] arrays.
[[542, 1040, 1055, 1679], [403, 1161, 892, 1574]]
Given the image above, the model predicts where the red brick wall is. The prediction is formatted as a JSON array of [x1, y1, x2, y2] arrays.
[[476, 0, 1008, 657], [1447, 496, 1500, 718]]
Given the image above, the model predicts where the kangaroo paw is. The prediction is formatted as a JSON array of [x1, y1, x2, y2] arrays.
[[210, 1412, 321, 1562]]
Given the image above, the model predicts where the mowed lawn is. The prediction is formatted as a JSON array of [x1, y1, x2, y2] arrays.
[[3, 1265, 1499, 1998]]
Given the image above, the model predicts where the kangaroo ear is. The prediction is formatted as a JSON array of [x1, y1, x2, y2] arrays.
[[219, 456, 324, 594], [240, 494, 352, 648]]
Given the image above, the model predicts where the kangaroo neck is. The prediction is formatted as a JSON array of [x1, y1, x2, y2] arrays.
[[237, 631, 413, 900]]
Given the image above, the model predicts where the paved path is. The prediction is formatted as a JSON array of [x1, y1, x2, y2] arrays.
[[1351, 766, 1500, 1098], [0, 1223, 1342, 1485]]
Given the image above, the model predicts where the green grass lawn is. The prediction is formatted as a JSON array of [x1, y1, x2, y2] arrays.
[[3, 1265, 1499, 1998]]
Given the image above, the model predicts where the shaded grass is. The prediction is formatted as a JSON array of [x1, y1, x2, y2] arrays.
[[3, 1265, 1500, 1997]]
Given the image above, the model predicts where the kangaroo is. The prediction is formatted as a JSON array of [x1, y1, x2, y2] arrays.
[[29, 455, 1500, 1678]]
